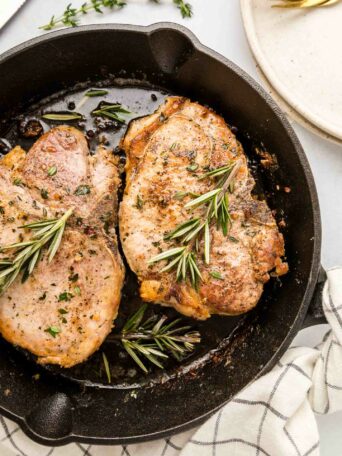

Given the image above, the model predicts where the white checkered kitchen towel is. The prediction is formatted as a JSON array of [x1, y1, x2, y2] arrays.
[[1, 267, 342, 456]]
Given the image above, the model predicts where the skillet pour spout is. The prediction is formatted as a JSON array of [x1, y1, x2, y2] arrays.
[[0, 23, 321, 445]]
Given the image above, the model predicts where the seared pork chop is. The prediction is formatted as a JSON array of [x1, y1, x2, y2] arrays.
[[120, 97, 288, 320], [0, 126, 124, 367]]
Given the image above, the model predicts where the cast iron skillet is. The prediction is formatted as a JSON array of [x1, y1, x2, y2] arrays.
[[0, 23, 325, 446]]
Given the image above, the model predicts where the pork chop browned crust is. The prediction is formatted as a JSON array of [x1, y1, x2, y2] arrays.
[[119, 97, 288, 320], [0, 126, 125, 367]]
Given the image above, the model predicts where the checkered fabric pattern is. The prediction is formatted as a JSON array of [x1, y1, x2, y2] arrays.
[[0, 267, 341, 456]]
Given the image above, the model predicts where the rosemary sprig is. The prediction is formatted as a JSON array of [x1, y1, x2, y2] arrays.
[[40, 0, 193, 31], [111, 304, 201, 374], [0, 209, 73, 295], [149, 247, 202, 288], [91, 103, 131, 123], [149, 160, 242, 285]]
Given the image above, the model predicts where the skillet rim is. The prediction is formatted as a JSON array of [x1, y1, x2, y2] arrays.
[[0, 22, 321, 445]]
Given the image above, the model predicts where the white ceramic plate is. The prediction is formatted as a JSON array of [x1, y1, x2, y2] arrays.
[[0, 0, 26, 30], [256, 60, 342, 145], [240, 0, 342, 142]]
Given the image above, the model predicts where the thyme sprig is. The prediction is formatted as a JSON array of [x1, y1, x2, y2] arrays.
[[148, 160, 242, 286], [39, 0, 126, 30], [91, 103, 131, 123], [0, 209, 73, 295], [111, 304, 201, 373], [40, 0, 193, 31], [173, 0, 193, 17]]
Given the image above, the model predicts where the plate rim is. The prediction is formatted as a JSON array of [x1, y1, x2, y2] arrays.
[[240, 0, 342, 142]]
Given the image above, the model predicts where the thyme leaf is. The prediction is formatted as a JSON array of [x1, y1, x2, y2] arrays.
[[45, 326, 61, 338]]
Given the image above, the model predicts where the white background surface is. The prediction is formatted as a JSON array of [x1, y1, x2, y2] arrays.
[[0, 0, 341, 454]]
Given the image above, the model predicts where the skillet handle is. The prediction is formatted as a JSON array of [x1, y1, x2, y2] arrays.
[[301, 266, 327, 329]]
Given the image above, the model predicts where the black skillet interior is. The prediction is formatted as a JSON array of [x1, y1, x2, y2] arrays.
[[0, 24, 321, 445]]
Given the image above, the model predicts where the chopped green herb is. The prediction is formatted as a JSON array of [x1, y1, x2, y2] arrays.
[[136, 195, 144, 210], [0, 207, 4, 214], [74, 286, 81, 296], [186, 163, 199, 172], [74, 185, 91, 196], [58, 292, 74, 302], [209, 271, 224, 280], [13, 178, 22, 186], [85, 89, 109, 97], [228, 235, 239, 243], [58, 308, 69, 315], [48, 166, 57, 177], [69, 272, 79, 282], [40, 189, 49, 199], [39, 292, 47, 301], [45, 326, 60, 338]]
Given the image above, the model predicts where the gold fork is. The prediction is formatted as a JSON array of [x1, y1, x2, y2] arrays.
[[273, 0, 340, 8]]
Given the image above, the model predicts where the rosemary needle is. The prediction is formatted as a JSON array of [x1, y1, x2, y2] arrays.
[[0, 209, 73, 295], [85, 89, 109, 97], [41, 112, 83, 121], [102, 352, 111, 383]]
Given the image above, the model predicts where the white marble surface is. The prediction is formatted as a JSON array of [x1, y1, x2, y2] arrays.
[[0, 0, 341, 453]]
